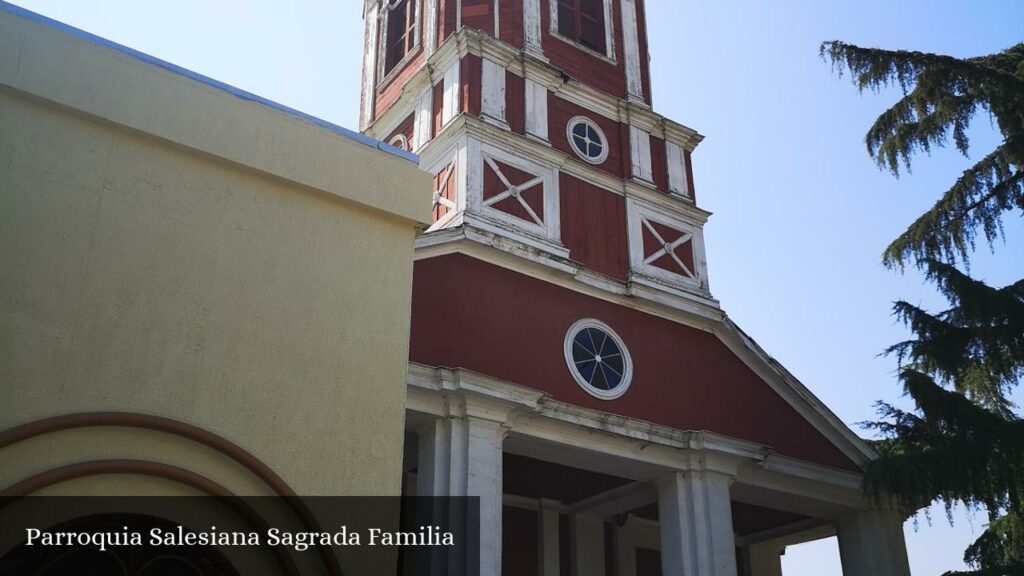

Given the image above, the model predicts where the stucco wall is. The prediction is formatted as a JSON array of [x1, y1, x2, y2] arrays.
[[0, 6, 431, 499]]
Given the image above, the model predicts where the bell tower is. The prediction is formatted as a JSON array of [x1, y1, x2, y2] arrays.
[[358, 6, 903, 576], [360, 0, 714, 307]]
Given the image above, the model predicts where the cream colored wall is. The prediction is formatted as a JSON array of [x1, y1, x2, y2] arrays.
[[0, 8, 431, 499]]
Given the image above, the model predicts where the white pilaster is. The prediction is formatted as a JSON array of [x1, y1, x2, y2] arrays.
[[525, 79, 549, 141], [414, 89, 434, 151], [360, 1, 381, 130], [835, 511, 910, 576], [620, 0, 644, 104], [481, 57, 507, 125], [523, 0, 544, 59], [630, 125, 653, 183], [666, 140, 690, 197], [657, 470, 738, 576], [423, 0, 439, 58], [573, 514, 606, 576], [442, 61, 462, 127]]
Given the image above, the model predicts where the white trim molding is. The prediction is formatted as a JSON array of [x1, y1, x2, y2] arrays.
[[666, 139, 690, 198], [629, 124, 653, 182], [471, 139, 562, 244], [481, 56, 508, 125], [620, 0, 645, 104], [360, 0, 381, 130], [441, 59, 461, 127], [523, 0, 545, 59], [525, 78, 550, 141], [627, 196, 709, 293]]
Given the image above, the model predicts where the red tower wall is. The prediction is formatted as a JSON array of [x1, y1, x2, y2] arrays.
[[410, 254, 860, 472]]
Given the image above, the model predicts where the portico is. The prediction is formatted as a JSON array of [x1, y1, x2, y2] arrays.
[[402, 364, 910, 576]]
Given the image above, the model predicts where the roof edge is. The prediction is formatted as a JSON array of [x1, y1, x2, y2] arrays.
[[0, 0, 418, 164]]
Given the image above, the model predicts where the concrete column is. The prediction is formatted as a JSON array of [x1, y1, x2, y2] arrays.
[[835, 511, 910, 576], [415, 416, 505, 576], [539, 500, 561, 576], [573, 514, 606, 576], [657, 470, 738, 576], [740, 543, 783, 576], [464, 417, 505, 576]]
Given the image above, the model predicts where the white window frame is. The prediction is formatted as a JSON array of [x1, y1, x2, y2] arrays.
[[566, 116, 610, 165], [563, 318, 633, 400], [377, 0, 422, 88], [549, 0, 616, 63]]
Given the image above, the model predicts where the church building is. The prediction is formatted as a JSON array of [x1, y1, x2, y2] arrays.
[[358, 1, 912, 576], [0, 1, 914, 575]]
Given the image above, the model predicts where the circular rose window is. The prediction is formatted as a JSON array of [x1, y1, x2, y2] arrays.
[[564, 319, 633, 399], [566, 116, 609, 164]]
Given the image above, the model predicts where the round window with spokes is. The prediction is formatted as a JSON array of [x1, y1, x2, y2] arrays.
[[564, 319, 633, 400], [566, 116, 610, 164]]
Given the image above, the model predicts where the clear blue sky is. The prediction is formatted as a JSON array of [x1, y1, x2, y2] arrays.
[[7, 1, 1021, 574]]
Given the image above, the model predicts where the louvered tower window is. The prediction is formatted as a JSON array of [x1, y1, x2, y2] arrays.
[[556, 0, 607, 54], [383, 0, 417, 76]]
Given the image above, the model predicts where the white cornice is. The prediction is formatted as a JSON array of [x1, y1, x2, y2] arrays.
[[406, 363, 870, 504]]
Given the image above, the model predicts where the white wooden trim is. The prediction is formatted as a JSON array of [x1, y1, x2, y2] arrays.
[[423, 0, 439, 58], [629, 124, 653, 182], [523, 0, 544, 59], [666, 140, 689, 197], [413, 88, 433, 151], [441, 59, 461, 127], [360, 0, 381, 130], [481, 56, 507, 123], [472, 139, 561, 242], [627, 197, 708, 291], [620, 0, 645, 103], [525, 78, 549, 141]]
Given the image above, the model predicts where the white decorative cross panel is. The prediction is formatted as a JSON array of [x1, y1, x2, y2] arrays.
[[627, 197, 707, 291], [482, 156, 545, 227], [641, 217, 694, 279]]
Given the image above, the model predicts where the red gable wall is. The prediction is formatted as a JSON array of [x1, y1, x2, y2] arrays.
[[410, 254, 860, 472]]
